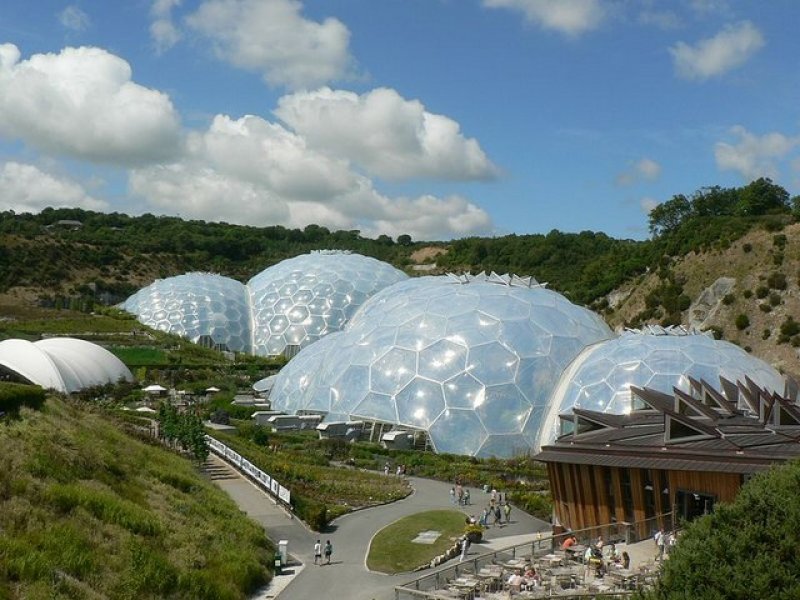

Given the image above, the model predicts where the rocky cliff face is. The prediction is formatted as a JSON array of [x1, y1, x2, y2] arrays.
[[603, 224, 800, 375]]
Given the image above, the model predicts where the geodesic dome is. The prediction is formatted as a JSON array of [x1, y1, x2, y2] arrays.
[[271, 273, 613, 457], [264, 332, 343, 413], [121, 273, 251, 352], [537, 327, 785, 453], [247, 251, 407, 357]]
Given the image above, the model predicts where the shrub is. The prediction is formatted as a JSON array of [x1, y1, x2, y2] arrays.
[[773, 234, 787, 249], [734, 314, 750, 330], [742, 243, 753, 253], [767, 272, 787, 290], [762, 329, 771, 340], [769, 292, 782, 306], [704, 326, 723, 340], [646, 460, 800, 599], [780, 317, 800, 338], [759, 304, 772, 313], [742, 289, 753, 299], [755, 286, 769, 299], [773, 252, 784, 266], [722, 293, 735, 306], [0, 382, 46, 415]]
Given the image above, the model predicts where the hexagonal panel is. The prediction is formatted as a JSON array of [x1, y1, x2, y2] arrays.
[[395, 378, 445, 429], [477, 384, 530, 434], [370, 347, 416, 395], [443, 373, 486, 409], [429, 410, 487, 456], [467, 341, 519, 385], [419, 339, 468, 381]]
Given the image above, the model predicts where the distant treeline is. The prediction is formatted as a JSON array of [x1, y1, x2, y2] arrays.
[[1, 177, 797, 306]]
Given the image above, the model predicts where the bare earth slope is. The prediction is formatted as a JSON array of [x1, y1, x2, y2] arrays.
[[604, 223, 800, 374]]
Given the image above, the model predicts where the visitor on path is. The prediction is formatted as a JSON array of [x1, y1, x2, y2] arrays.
[[449, 487, 456, 504], [503, 501, 511, 523], [493, 504, 502, 526], [324, 539, 333, 565], [314, 540, 322, 565], [464, 489, 470, 505], [384, 462, 390, 476], [479, 507, 489, 527], [655, 529, 665, 560], [459, 536, 470, 562], [667, 530, 676, 555]]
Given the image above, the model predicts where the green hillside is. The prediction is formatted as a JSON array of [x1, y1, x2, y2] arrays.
[[1, 178, 797, 312], [0, 398, 272, 600]]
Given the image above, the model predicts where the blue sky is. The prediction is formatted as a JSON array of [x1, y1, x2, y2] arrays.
[[0, 1, 798, 241]]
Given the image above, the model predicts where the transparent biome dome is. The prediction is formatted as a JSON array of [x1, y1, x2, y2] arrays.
[[247, 251, 407, 357], [273, 273, 613, 458], [121, 273, 251, 352], [267, 332, 344, 414], [537, 328, 785, 453]]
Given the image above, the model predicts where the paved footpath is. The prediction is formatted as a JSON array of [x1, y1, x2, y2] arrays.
[[206, 455, 550, 600]]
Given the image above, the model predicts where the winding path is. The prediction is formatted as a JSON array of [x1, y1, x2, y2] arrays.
[[206, 455, 550, 600]]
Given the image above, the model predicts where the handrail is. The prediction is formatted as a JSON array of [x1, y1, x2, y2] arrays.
[[205, 434, 292, 506]]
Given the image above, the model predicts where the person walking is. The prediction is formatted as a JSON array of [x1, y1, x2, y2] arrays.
[[324, 539, 333, 565], [459, 536, 470, 562], [493, 504, 502, 527], [313, 539, 322, 565], [503, 501, 511, 523]]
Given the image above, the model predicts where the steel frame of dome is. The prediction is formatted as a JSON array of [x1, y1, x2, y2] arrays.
[[270, 273, 614, 458], [536, 328, 786, 453]]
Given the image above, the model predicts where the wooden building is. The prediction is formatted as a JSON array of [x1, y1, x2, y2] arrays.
[[536, 376, 800, 539]]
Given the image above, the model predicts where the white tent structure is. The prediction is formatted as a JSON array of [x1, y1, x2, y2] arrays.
[[0, 338, 133, 393], [142, 384, 167, 393]]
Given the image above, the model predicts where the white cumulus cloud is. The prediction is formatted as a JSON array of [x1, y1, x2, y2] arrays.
[[670, 21, 764, 80], [275, 87, 497, 181], [615, 158, 662, 186], [150, 0, 183, 52], [0, 44, 182, 165], [0, 162, 107, 214], [715, 126, 799, 181], [482, 0, 604, 35], [186, 0, 353, 90], [59, 6, 91, 31], [130, 113, 493, 240]]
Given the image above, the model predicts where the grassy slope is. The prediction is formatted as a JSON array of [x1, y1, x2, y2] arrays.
[[0, 399, 272, 600]]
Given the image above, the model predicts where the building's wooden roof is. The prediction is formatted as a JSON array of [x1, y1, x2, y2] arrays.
[[536, 376, 800, 474]]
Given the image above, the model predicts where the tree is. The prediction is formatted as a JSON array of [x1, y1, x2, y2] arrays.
[[645, 460, 800, 599], [735, 177, 790, 216], [648, 195, 691, 236], [397, 234, 413, 246]]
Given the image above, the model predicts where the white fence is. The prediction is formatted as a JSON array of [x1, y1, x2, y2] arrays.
[[205, 435, 291, 505]]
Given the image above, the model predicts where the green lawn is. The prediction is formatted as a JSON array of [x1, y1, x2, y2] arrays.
[[367, 510, 469, 574]]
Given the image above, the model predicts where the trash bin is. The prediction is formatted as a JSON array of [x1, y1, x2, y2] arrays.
[[273, 552, 282, 575], [278, 540, 289, 566]]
